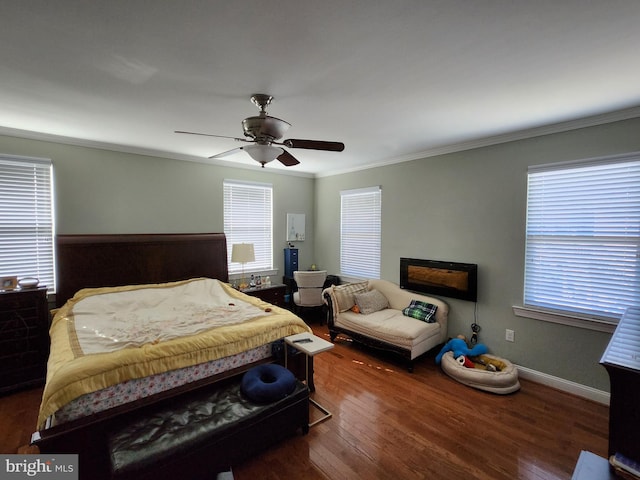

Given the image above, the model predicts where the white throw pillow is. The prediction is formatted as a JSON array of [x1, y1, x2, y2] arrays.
[[354, 289, 389, 315], [332, 282, 369, 312]]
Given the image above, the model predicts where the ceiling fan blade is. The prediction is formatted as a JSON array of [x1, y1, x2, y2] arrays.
[[282, 139, 344, 152], [277, 150, 300, 167], [175, 130, 247, 142], [208, 146, 245, 159]]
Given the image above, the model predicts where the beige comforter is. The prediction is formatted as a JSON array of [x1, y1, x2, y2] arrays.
[[39, 278, 310, 428]]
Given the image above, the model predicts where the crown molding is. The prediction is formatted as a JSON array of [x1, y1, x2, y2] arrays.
[[2, 105, 639, 180], [316, 106, 640, 178]]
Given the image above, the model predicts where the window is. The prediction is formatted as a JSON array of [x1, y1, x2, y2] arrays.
[[0, 155, 54, 290], [340, 186, 381, 279], [524, 153, 640, 323], [223, 180, 273, 274]]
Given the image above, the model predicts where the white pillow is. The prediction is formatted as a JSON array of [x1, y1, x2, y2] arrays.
[[354, 289, 389, 315], [332, 282, 368, 312]]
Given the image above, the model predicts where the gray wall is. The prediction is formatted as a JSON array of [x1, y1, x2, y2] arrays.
[[316, 117, 640, 391], [0, 135, 316, 279]]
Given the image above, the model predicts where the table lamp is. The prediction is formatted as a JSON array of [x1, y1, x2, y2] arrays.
[[231, 243, 255, 289]]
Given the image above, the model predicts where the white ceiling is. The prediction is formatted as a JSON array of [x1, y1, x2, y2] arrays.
[[2, 1, 640, 176]]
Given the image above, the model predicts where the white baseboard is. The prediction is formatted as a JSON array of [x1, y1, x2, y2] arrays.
[[516, 365, 610, 406]]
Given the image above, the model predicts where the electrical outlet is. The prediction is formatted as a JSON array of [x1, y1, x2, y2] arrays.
[[505, 329, 515, 342]]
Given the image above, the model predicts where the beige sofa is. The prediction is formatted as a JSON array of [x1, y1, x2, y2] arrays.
[[323, 279, 448, 371]]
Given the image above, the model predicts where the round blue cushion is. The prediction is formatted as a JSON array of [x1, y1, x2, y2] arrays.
[[241, 364, 296, 403]]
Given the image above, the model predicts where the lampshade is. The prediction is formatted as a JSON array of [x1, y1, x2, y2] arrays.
[[231, 243, 255, 263], [244, 145, 283, 165]]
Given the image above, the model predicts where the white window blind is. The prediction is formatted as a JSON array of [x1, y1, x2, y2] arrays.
[[340, 186, 381, 279], [0, 155, 54, 290], [524, 154, 640, 322], [223, 180, 273, 274]]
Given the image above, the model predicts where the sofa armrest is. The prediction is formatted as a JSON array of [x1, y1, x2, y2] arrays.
[[322, 287, 338, 327], [410, 292, 448, 344]]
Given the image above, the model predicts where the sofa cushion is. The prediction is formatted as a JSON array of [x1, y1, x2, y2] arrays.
[[402, 300, 438, 323], [332, 282, 368, 312], [335, 309, 441, 349], [354, 289, 389, 315]]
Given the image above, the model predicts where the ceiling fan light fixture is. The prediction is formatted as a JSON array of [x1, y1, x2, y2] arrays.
[[244, 144, 283, 166]]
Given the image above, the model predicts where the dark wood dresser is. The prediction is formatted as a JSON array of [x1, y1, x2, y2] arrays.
[[241, 284, 287, 307], [600, 306, 640, 463], [0, 287, 49, 394]]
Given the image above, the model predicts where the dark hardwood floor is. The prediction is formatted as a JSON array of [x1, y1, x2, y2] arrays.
[[0, 323, 609, 479]]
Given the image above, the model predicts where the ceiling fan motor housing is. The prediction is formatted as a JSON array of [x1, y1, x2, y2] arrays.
[[242, 115, 291, 143]]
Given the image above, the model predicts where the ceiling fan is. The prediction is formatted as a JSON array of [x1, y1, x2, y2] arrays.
[[176, 94, 345, 167]]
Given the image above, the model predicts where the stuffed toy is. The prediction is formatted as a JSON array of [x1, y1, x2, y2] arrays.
[[456, 355, 475, 368], [435, 335, 488, 365], [473, 354, 507, 372]]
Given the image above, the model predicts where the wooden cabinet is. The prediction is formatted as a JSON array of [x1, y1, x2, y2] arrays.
[[600, 306, 640, 463], [0, 287, 49, 394], [242, 284, 287, 308]]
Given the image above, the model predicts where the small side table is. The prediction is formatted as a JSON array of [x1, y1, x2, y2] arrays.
[[285, 332, 334, 427]]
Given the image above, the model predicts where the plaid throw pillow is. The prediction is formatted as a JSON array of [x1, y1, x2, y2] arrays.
[[402, 300, 438, 323]]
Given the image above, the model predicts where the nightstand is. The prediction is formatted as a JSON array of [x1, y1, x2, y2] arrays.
[[241, 283, 287, 307], [0, 287, 49, 394]]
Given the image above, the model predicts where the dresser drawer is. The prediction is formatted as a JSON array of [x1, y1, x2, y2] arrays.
[[0, 305, 39, 322], [0, 307, 40, 327], [257, 288, 284, 306], [0, 334, 43, 355], [242, 284, 287, 307], [0, 319, 40, 338], [0, 350, 43, 372], [0, 290, 42, 311], [0, 364, 46, 393]]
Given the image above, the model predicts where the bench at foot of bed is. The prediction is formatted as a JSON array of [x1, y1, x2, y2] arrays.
[[108, 376, 310, 480]]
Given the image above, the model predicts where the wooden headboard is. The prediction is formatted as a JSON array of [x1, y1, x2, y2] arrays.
[[55, 233, 229, 307]]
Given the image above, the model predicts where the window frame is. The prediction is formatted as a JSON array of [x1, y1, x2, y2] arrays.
[[516, 152, 640, 332], [0, 154, 55, 292], [223, 179, 273, 275], [340, 186, 382, 280]]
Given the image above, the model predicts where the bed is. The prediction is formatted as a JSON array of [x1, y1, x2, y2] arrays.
[[32, 233, 311, 477]]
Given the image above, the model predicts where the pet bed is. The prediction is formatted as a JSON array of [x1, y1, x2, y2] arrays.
[[440, 352, 520, 394]]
